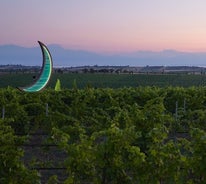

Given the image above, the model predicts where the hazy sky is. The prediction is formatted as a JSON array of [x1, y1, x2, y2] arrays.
[[1, 0, 206, 53]]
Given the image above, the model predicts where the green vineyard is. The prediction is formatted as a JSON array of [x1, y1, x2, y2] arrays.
[[1, 86, 206, 183]]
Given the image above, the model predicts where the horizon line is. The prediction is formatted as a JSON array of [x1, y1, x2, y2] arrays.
[[2, 43, 206, 54]]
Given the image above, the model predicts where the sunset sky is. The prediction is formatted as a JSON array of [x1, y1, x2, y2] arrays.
[[1, 0, 206, 53]]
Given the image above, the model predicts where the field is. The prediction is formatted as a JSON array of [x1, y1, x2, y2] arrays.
[[1, 73, 206, 89], [1, 85, 206, 183], [1, 73, 206, 183]]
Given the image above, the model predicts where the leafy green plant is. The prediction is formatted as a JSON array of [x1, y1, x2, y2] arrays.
[[55, 78, 61, 91], [0, 119, 40, 183]]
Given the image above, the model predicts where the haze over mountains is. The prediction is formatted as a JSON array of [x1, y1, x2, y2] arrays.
[[1, 44, 206, 67]]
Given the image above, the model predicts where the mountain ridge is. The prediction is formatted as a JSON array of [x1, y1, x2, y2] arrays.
[[1, 44, 206, 67]]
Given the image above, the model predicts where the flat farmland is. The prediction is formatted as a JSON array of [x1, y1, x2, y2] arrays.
[[1, 73, 206, 89]]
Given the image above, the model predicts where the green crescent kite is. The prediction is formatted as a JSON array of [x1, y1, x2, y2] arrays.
[[18, 41, 53, 92]]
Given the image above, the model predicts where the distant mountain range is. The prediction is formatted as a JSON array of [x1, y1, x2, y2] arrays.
[[1, 44, 206, 67]]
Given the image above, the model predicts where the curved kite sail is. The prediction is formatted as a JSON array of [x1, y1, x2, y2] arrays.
[[18, 41, 53, 92]]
